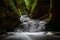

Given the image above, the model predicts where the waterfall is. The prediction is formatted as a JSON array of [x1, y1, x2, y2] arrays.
[[15, 15, 47, 32], [3, 15, 54, 40]]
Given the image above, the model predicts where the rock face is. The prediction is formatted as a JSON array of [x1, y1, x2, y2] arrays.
[[0, 0, 21, 34], [0, 9, 21, 34], [45, 0, 60, 31], [31, 0, 50, 19]]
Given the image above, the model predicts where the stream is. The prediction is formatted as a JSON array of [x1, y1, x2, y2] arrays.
[[1, 15, 60, 40]]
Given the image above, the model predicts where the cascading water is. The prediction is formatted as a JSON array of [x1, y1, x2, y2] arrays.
[[15, 15, 47, 32], [3, 15, 53, 40]]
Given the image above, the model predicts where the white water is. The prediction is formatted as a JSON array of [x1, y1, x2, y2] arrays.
[[5, 32, 46, 40], [4, 32, 54, 40], [4, 15, 54, 40], [15, 15, 47, 32]]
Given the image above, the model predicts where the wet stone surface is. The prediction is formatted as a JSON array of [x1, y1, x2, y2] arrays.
[[15, 15, 47, 32], [0, 15, 60, 40]]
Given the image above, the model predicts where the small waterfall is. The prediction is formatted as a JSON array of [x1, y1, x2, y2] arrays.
[[15, 15, 47, 32], [3, 15, 54, 40]]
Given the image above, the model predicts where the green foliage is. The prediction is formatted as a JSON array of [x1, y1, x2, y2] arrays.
[[48, 0, 52, 21], [9, 0, 16, 11], [9, 0, 37, 16], [24, 0, 37, 15], [9, 0, 52, 21]]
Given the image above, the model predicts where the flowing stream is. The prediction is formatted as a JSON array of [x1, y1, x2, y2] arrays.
[[2, 15, 55, 40], [15, 15, 47, 32]]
